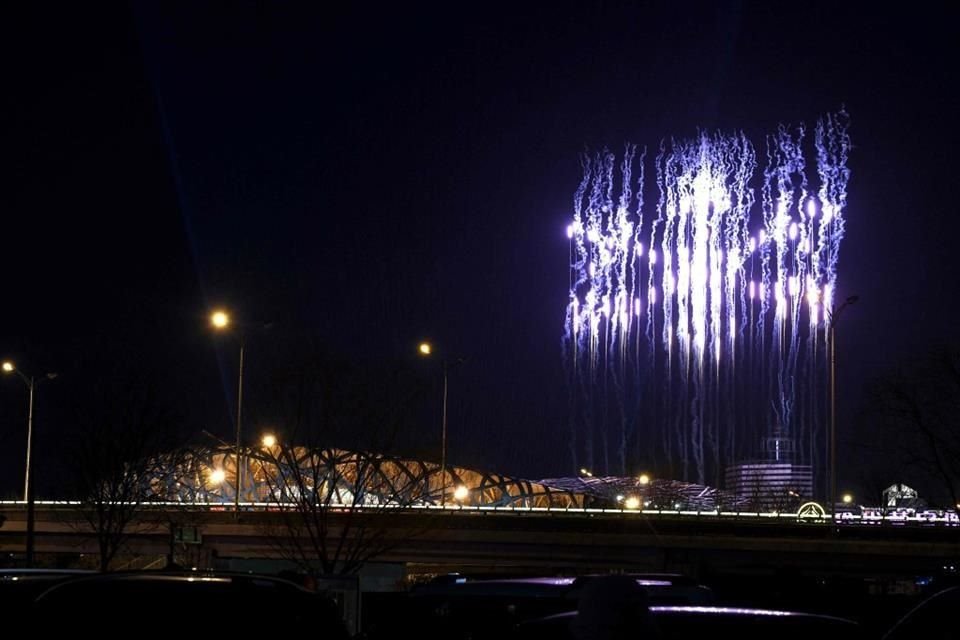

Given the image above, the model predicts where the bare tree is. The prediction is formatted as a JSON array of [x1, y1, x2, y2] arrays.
[[253, 445, 433, 576], [63, 362, 184, 571], [250, 335, 437, 576], [857, 345, 960, 509]]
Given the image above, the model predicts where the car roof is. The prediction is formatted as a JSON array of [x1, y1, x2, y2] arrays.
[[412, 572, 713, 603], [883, 585, 960, 639], [519, 606, 862, 640], [33, 569, 314, 590], [0, 569, 96, 617], [30, 570, 349, 635], [0, 568, 94, 577]]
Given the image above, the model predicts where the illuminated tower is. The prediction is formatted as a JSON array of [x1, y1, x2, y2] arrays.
[[724, 426, 813, 512]]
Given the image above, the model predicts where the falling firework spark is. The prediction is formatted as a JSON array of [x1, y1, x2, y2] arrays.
[[562, 111, 851, 489]]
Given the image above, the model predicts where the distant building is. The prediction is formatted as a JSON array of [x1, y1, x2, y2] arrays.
[[724, 463, 813, 512], [724, 430, 813, 512], [882, 483, 927, 511]]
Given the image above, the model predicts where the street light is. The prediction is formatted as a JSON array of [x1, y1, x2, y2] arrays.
[[210, 309, 245, 514], [418, 341, 463, 507], [828, 295, 859, 520], [2, 360, 57, 566]]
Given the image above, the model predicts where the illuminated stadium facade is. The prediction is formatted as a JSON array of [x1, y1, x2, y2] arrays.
[[147, 443, 748, 512]]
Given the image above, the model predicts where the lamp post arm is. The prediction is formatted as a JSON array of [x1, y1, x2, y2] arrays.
[[24, 376, 36, 567], [24, 377, 35, 503], [827, 294, 858, 521], [440, 359, 448, 507], [235, 337, 245, 515], [3, 367, 54, 568], [830, 324, 837, 518]]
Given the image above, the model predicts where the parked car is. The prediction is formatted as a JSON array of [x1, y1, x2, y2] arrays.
[[365, 573, 713, 640], [882, 585, 959, 639], [568, 573, 714, 606], [506, 573, 865, 640], [411, 572, 713, 606], [31, 570, 350, 636], [515, 605, 864, 640], [0, 568, 94, 614]]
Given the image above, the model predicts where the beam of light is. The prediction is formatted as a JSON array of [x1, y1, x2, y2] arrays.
[[562, 111, 850, 487]]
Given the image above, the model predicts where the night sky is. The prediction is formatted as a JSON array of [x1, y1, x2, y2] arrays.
[[1, 3, 958, 500]]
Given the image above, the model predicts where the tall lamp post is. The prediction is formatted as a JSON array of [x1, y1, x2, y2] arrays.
[[210, 310, 245, 515], [2, 360, 57, 566], [418, 342, 463, 507], [828, 295, 859, 520]]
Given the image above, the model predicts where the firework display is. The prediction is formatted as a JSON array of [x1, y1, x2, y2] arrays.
[[562, 111, 851, 487]]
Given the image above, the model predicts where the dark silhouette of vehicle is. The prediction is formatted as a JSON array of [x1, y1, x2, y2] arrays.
[[0, 568, 94, 615], [30, 571, 350, 636], [516, 605, 864, 640], [882, 585, 959, 639], [412, 572, 713, 605], [364, 573, 713, 640]]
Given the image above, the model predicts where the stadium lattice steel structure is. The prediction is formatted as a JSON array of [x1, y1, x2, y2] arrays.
[[147, 443, 748, 512], [152, 444, 584, 509]]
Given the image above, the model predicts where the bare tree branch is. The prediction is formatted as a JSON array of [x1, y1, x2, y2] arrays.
[[858, 345, 960, 509], [62, 358, 186, 571]]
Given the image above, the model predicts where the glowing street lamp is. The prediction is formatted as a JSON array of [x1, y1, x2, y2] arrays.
[[638, 473, 650, 486], [2, 361, 40, 503], [842, 493, 854, 505], [2, 360, 57, 567], [210, 308, 245, 514], [261, 433, 277, 448], [827, 295, 859, 519], [453, 484, 469, 503], [418, 341, 464, 506], [418, 341, 448, 505], [211, 310, 230, 329]]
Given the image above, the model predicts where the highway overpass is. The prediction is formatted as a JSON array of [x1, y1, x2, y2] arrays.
[[2, 502, 958, 580]]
